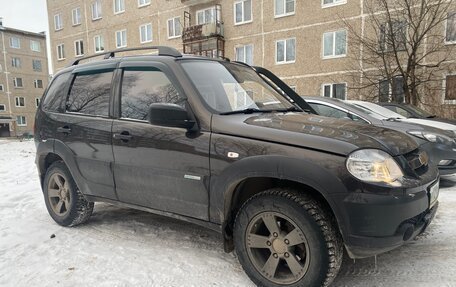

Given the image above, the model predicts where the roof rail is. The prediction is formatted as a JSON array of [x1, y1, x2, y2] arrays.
[[68, 46, 182, 67]]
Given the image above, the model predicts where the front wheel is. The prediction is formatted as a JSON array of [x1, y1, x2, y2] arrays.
[[234, 188, 343, 287]]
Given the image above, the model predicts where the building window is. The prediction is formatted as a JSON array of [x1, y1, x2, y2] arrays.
[[10, 37, 20, 49], [74, 40, 84, 56], [32, 60, 42, 72], [114, 0, 125, 14], [276, 38, 296, 64], [138, 0, 151, 7], [57, 44, 65, 60], [36, 98, 41, 107], [322, 0, 346, 8], [445, 75, 456, 101], [378, 77, 405, 103], [167, 17, 181, 39], [197, 7, 216, 25], [72, 7, 82, 25], [11, 57, 21, 68], [235, 44, 253, 65], [379, 21, 407, 52], [234, 0, 252, 25], [92, 0, 102, 20], [30, 40, 41, 52], [0, 104, 5, 111], [13, 78, 23, 88], [322, 83, 346, 99], [54, 14, 63, 30], [323, 30, 347, 58], [140, 23, 153, 43], [116, 30, 127, 48], [34, 79, 43, 89], [16, 116, 27, 126], [0, 84, 3, 91], [15, 97, 25, 107], [446, 12, 456, 44], [275, 0, 295, 17], [94, 35, 104, 53]]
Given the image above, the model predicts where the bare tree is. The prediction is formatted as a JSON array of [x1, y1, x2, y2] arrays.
[[344, 0, 454, 106]]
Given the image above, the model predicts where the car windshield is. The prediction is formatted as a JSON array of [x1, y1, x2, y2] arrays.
[[405, 104, 434, 118], [181, 60, 295, 114], [347, 101, 406, 120]]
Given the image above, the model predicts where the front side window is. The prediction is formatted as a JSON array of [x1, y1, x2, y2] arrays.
[[322, 0, 346, 8], [42, 73, 71, 112], [30, 40, 41, 52], [445, 75, 456, 101], [11, 57, 21, 68], [235, 0, 252, 24], [15, 97, 25, 107], [34, 79, 43, 89], [235, 44, 254, 65], [275, 0, 295, 17], [167, 17, 181, 38], [54, 14, 63, 30], [10, 37, 20, 49], [121, 68, 184, 121], [94, 35, 105, 53], [74, 40, 84, 56], [138, 0, 151, 7], [13, 77, 23, 88], [92, 0, 102, 19], [66, 71, 113, 116], [322, 83, 346, 99], [57, 44, 65, 60], [114, 0, 125, 13], [276, 38, 296, 64], [116, 30, 127, 48], [181, 61, 295, 113], [446, 12, 456, 43], [72, 7, 82, 25], [323, 30, 347, 58], [16, 116, 26, 126], [140, 23, 153, 43]]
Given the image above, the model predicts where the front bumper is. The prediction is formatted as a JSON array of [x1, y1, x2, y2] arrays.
[[421, 142, 456, 175], [335, 175, 440, 259]]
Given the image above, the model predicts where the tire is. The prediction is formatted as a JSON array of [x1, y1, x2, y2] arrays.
[[234, 188, 343, 287], [43, 161, 94, 227]]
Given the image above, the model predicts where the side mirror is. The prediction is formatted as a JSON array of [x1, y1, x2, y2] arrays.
[[148, 103, 195, 129]]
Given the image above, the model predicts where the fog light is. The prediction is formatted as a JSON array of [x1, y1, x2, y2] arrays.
[[438, 160, 452, 166]]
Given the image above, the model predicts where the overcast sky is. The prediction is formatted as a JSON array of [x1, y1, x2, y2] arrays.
[[0, 0, 53, 73]]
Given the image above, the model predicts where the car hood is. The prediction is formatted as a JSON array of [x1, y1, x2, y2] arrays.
[[212, 112, 418, 156], [401, 118, 456, 133]]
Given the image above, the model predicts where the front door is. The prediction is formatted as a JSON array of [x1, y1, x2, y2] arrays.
[[112, 63, 210, 220], [0, 123, 10, 137]]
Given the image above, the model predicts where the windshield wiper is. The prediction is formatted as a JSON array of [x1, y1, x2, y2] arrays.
[[385, 117, 403, 121], [219, 108, 265, 115]]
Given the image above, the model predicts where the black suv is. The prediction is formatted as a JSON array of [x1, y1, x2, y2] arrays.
[[35, 47, 439, 287]]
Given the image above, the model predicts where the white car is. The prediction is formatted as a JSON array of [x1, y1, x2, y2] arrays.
[[348, 101, 456, 134]]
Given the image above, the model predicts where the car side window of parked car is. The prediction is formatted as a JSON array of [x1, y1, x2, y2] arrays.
[[120, 68, 185, 121], [42, 72, 71, 112], [389, 106, 412, 118], [66, 70, 113, 117], [309, 103, 349, 119]]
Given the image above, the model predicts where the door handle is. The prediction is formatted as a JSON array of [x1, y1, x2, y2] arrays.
[[57, 126, 71, 134], [113, 131, 132, 142]]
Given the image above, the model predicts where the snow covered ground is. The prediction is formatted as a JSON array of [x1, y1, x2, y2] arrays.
[[1, 139, 455, 287]]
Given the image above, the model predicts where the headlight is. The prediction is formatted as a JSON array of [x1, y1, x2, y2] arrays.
[[346, 149, 404, 186], [407, 130, 453, 145]]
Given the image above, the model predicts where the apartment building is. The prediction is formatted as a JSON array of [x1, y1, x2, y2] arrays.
[[46, 0, 456, 117], [0, 20, 49, 137]]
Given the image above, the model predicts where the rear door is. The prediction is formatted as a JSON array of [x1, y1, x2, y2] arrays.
[[53, 64, 117, 199], [111, 62, 210, 220]]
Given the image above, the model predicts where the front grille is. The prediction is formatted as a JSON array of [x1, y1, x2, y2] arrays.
[[403, 149, 429, 176]]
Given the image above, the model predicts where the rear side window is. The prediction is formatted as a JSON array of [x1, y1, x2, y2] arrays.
[[120, 68, 184, 121], [66, 70, 113, 117], [42, 73, 70, 112]]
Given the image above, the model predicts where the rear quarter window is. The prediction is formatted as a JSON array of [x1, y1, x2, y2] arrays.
[[41, 72, 71, 112], [66, 70, 114, 117]]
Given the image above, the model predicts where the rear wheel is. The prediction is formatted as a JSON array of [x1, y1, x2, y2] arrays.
[[43, 161, 94, 227], [234, 188, 343, 287]]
